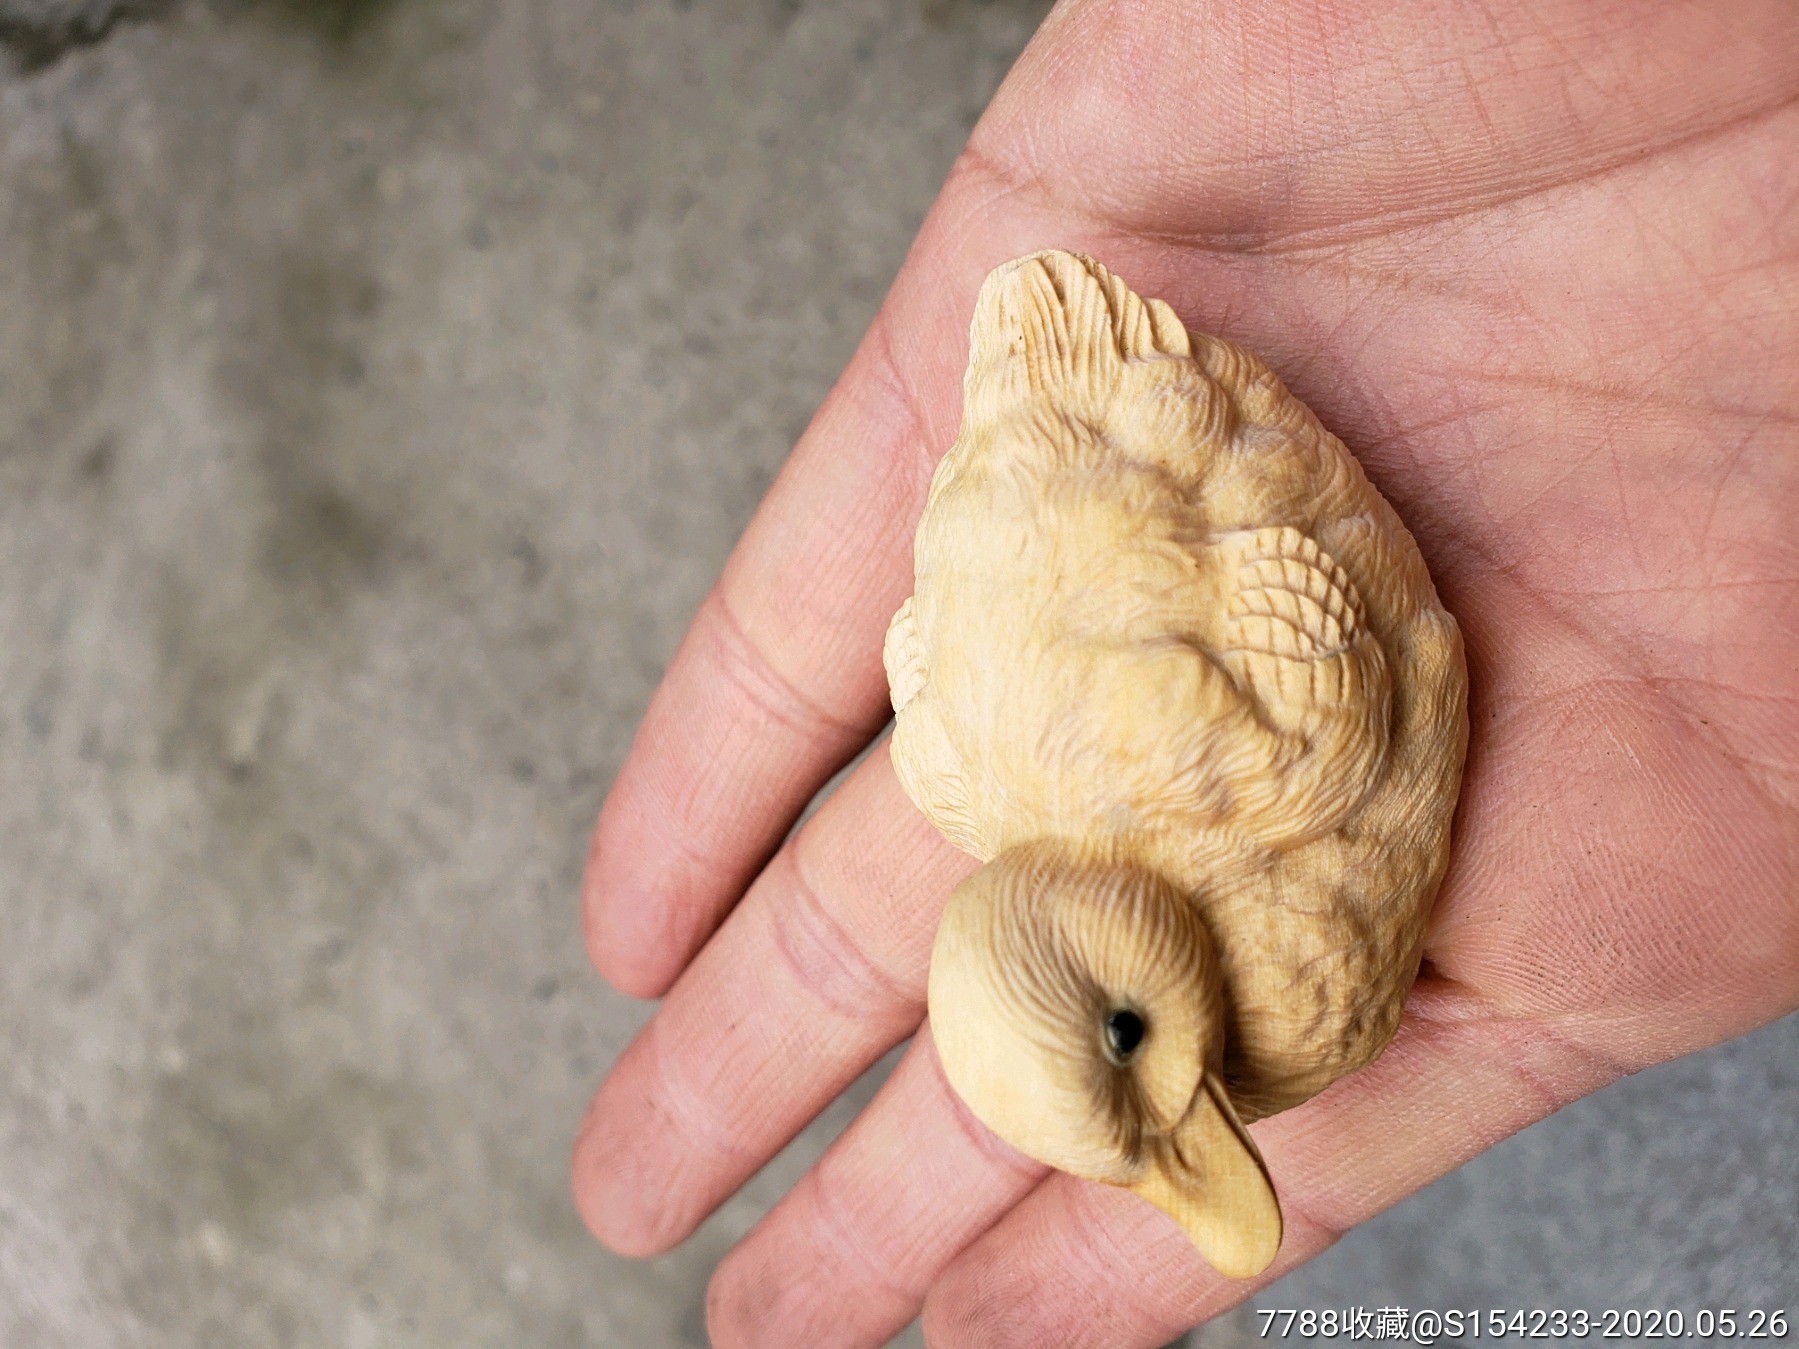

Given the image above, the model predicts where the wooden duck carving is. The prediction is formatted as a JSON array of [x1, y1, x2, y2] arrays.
[[883, 250, 1469, 1279]]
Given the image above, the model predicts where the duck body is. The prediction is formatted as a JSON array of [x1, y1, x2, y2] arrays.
[[886, 253, 1468, 1272]]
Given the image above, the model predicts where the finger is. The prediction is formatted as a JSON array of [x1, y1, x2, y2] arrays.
[[580, 157, 1067, 998], [572, 746, 977, 1256], [580, 330, 921, 998], [920, 987, 1625, 1349], [705, 1028, 1046, 1349]]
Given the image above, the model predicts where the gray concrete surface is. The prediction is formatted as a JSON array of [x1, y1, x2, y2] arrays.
[[0, 2, 1792, 1346]]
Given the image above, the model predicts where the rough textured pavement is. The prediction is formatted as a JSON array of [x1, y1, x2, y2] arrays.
[[0, 2, 1793, 1345]]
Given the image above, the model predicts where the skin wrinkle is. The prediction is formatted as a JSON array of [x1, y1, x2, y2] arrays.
[[1025, 6, 1311, 221], [1414, 314, 1794, 454], [766, 841, 918, 1020], [1446, 370, 1799, 444], [717, 383, 941, 727], [861, 318, 942, 498], [1694, 434, 1778, 596], [1153, 87, 1796, 264], [707, 583, 872, 743], [785, 432, 932, 620], [588, 653, 858, 993], [589, 582, 892, 990], [639, 1010, 762, 1173], [795, 1157, 923, 1309], [1467, 1009, 1625, 1117], [618, 777, 964, 1251], [995, 16, 1799, 258], [628, 777, 748, 892], [978, 50, 1791, 521]]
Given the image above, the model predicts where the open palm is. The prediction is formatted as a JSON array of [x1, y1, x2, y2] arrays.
[[572, 3, 1799, 1345]]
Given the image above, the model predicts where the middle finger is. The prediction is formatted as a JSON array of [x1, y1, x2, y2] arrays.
[[571, 743, 974, 1257]]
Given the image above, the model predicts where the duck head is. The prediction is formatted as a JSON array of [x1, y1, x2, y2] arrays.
[[928, 840, 1282, 1278]]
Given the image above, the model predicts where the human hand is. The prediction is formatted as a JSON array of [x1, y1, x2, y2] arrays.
[[571, 3, 1799, 1344]]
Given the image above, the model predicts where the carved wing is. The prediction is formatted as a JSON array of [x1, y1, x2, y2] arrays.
[[1209, 525, 1393, 849]]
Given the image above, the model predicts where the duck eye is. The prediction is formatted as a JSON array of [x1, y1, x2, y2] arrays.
[[1104, 1008, 1145, 1062]]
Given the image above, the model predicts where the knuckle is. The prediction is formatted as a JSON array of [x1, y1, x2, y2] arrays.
[[766, 844, 916, 1020]]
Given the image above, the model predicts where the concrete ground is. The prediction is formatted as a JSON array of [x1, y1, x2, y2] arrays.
[[0, 1, 1792, 1345]]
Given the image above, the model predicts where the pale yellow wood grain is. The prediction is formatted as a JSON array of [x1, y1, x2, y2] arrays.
[[887, 251, 1469, 1279]]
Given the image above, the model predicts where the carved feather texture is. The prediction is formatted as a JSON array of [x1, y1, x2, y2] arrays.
[[894, 251, 1469, 1275]]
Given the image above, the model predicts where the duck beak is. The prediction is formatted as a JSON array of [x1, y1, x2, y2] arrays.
[[1130, 1073, 1282, 1279]]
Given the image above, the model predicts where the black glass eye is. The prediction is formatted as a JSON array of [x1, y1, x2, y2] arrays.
[[1104, 1008, 1146, 1062]]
